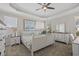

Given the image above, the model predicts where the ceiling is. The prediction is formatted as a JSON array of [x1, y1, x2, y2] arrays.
[[0, 3, 79, 18], [10, 3, 79, 18]]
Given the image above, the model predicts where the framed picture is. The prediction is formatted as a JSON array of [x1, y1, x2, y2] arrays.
[[23, 19, 45, 31], [24, 20, 35, 31]]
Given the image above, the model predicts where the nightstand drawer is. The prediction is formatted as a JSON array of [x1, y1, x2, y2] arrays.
[[0, 42, 5, 46]]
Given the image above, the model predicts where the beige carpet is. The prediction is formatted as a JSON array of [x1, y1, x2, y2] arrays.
[[5, 42, 72, 56]]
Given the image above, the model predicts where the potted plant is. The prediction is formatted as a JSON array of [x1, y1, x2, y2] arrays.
[[41, 30, 46, 34], [47, 26, 52, 33], [76, 31, 79, 36]]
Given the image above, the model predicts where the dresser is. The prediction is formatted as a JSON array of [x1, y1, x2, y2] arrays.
[[53, 32, 70, 44], [72, 37, 79, 56]]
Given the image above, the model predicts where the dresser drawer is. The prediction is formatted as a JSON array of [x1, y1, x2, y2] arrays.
[[0, 41, 2, 46]]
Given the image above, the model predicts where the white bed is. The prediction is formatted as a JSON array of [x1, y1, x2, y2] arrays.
[[21, 32, 55, 56]]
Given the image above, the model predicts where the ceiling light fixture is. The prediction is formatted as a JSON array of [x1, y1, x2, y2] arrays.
[[36, 3, 55, 12], [43, 7, 47, 12]]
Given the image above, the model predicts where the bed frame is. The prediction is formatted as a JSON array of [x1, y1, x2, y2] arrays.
[[21, 33, 55, 56]]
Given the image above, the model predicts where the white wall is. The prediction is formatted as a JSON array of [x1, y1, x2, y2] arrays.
[[1, 7, 79, 35], [49, 12, 79, 35], [0, 10, 47, 34]]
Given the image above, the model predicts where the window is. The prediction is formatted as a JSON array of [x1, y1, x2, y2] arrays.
[[56, 24, 65, 32], [4, 16, 17, 28]]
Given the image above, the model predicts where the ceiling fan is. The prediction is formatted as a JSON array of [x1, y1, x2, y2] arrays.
[[36, 3, 55, 12]]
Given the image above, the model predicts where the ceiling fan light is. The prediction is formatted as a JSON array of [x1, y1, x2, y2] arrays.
[[43, 7, 47, 10]]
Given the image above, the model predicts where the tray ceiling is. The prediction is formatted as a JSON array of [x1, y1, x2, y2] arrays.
[[10, 3, 79, 18]]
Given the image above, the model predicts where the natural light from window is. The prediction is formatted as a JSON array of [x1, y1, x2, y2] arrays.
[[56, 24, 65, 32], [4, 16, 17, 28]]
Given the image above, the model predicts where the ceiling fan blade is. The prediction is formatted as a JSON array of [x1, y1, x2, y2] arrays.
[[47, 7, 55, 9], [37, 3, 42, 5], [46, 3, 51, 6], [44, 3, 46, 5]]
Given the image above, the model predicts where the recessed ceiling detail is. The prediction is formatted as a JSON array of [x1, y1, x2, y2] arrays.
[[10, 3, 79, 18]]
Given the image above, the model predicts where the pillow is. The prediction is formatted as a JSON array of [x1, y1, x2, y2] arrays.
[[70, 34, 75, 41]]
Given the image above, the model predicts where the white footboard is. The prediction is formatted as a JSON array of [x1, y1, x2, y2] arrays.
[[32, 34, 54, 52], [21, 33, 55, 56]]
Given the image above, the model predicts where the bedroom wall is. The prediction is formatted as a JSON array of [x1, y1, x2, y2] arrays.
[[1, 8, 79, 35], [49, 12, 79, 34], [0, 11, 22, 30], [0, 10, 47, 34]]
